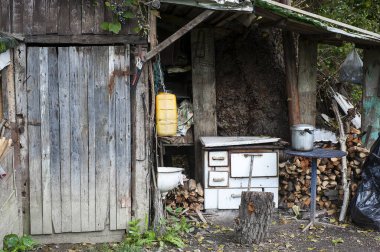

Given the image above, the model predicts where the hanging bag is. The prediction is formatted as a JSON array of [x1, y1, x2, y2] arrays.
[[338, 49, 363, 85]]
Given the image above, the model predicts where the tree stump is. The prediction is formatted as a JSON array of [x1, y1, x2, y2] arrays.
[[235, 191, 274, 244]]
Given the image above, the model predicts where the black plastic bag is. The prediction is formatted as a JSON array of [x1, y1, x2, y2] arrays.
[[339, 49, 363, 85], [351, 134, 380, 230]]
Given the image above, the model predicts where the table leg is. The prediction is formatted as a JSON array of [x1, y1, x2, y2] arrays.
[[310, 158, 317, 224]]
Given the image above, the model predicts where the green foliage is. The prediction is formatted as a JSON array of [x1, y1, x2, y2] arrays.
[[95, 0, 149, 35], [2, 234, 37, 252], [118, 209, 194, 250]]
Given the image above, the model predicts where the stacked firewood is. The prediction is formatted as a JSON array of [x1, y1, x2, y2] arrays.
[[279, 127, 369, 215], [165, 179, 204, 212]]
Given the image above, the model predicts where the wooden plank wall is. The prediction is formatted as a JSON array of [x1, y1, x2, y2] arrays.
[[24, 46, 131, 235], [0, 0, 136, 35]]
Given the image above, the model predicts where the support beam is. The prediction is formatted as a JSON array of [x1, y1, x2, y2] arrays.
[[145, 10, 214, 61], [362, 48, 380, 148], [280, 0, 300, 127], [191, 28, 217, 182], [298, 38, 317, 126], [283, 31, 300, 126]]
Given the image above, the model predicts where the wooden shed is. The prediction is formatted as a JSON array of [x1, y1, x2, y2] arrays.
[[1, 0, 380, 246], [0, 0, 150, 244]]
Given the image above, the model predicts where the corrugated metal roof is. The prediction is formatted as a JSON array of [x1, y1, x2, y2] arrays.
[[160, 0, 380, 46]]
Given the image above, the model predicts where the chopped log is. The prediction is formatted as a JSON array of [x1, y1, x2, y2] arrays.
[[235, 191, 274, 245], [196, 182, 204, 197], [188, 179, 197, 191]]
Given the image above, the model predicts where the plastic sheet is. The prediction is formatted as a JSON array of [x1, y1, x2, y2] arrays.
[[339, 49, 363, 85], [351, 134, 380, 230]]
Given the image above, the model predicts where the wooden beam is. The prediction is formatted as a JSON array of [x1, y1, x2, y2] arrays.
[[298, 38, 317, 126], [24, 34, 147, 45], [191, 28, 217, 182], [145, 10, 214, 61], [283, 32, 300, 126], [281, 0, 300, 127], [362, 48, 380, 148]]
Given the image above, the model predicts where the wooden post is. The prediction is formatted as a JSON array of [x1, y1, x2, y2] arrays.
[[283, 32, 300, 127], [280, 0, 300, 127], [235, 192, 274, 244], [131, 48, 150, 227], [298, 38, 317, 126], [191, 28, 217, 182], [362, 48, 380, 148]]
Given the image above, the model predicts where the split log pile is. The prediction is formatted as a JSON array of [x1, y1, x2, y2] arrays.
[[165, 179, 204, 212], [279, 127, 369, 215]]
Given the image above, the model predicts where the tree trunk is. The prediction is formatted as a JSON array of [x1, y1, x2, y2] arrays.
[[235, 191, 274, 244]]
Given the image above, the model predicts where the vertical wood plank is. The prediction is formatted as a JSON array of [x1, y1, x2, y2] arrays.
[[46, 0, 58, 34], [48, 47, 61, 233], [87, 47, 96, 231], [58, 47, 72, 233], [298, 38, 317, 126], [27, 47, 43, 235], [14, 44, 29, 235], [82, 0, 95, 34], [32, 0, 47, 35], [69, 47, 81, 232], [108, 46, 117, 231], [79, 47, 89, 232], [116, 45, 131, 229], [1, 68, 9, 120], [23, 0, 33, 35], [58, 0, 71, 35], [70, 0, 82, 35], [93, 1, 105, 34], [0, 0, 11, 32], [94, 46, 110, 231], [12, 0, 24, 33], [191, 28, 217, 182], [132, 48, 150, 223], [39, 47, 53, 234]]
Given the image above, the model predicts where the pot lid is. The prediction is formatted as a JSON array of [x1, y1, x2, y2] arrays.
[[291, 124, 315, 130]]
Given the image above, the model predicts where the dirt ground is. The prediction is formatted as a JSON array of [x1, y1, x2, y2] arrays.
[[34, 209, 380, 252]]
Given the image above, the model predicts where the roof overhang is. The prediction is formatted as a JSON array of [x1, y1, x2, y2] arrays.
[[159, 0, 380, 47]]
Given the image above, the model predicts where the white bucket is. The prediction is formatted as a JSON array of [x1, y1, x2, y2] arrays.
[[157, 167, 184, 194]]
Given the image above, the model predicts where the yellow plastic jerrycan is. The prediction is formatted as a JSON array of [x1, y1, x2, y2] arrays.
[[156, 92, 178, 136]]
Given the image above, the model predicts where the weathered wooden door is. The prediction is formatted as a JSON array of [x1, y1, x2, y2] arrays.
[[26, 46, 131, 234]]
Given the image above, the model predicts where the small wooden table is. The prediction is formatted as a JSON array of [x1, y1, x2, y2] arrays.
[[285, 148, 346, 230]]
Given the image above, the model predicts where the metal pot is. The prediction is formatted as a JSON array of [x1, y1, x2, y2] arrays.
[[291, 124, 315, 151]]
